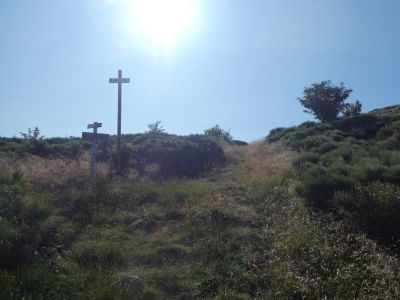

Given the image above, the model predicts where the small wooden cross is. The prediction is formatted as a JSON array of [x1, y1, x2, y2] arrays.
[[82, 122, 109, 190]]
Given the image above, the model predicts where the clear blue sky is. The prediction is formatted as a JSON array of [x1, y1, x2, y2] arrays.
[[1, 0, 400, 142]]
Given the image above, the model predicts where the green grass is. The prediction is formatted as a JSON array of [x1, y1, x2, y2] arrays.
[[268, 105, 400, 244], [2, 124, 400, 298]]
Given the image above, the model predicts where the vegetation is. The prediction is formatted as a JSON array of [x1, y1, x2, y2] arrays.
[[146, 121, 165, 134], [20, 127, 43, 140], [0, 135, 295, 299], [120, 133, 226, 178], [268, 105, 400, 244], [298, 81, 361, 122], [0, 135, 90, 159], [3, 107, 400, 298], [204, 124, 248, 146], [204, 124, 233, 142]]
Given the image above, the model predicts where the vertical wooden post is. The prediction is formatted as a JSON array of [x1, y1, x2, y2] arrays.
[[82, 122, 109, 191], [89, 125, 98, 190], [109, 70, 130, 176], [117, 70, 122, 176]]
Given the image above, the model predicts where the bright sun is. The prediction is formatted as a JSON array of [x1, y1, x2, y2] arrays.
[[131, 0, 198, 50]]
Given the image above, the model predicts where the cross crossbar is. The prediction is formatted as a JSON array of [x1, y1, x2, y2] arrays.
[[82, 132, 109, 141], [109, 78, 130, 84], [88, 122, 102, 129]]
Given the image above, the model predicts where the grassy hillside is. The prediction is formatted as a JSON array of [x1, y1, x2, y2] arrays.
[[268, 105, 400, 245], [1, 118, 400, 298]]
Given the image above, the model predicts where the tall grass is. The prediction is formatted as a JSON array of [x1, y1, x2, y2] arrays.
[[0, 153, 110, 187], [2, 133, 400, 298]]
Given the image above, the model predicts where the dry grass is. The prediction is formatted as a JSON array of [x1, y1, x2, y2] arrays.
[[0, 153, 110, 186], [266, 201, 400, 299], [187, 141, 296, 229], [222, 140, 296, 185]]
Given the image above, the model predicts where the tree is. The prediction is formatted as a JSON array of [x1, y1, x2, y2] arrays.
[[20, 127, 43, 140], [343, 100, 362, 118], [298, 81, 360, 123], [204, 124, 233, 142], [147, 121, 165, 134]]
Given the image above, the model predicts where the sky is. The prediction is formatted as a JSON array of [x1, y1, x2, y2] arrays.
[[1, 0, 400, 142]]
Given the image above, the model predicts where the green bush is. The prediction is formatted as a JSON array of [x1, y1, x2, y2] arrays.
[[296, 166, 354, 209], [292, 152, 320, 169], [334, 114, 385, 139], [267, 127, 295, 142], [129, 133, 226, 178], [302, 135, 332, 151], [335, 183, 400, 241], [204, 124, 233, 142], [313, 141, 338, 154], [0, 136, 89, 159], [269, 105, 400, 243]]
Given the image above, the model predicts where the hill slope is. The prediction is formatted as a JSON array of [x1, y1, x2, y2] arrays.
[[2, 131, 400, 298], [268, 105, 400, 244]]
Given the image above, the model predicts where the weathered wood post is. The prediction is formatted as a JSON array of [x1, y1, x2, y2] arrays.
[[82, 122, 109, 190], [109, 70, 130, 176]]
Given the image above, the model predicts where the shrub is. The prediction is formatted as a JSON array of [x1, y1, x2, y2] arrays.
[[267, 127, 292, 142], [361, 163, 388, 182], [296, 166, 354, 209], [334, 114, 385, 139], [300, 135, 331, 151], [292, 152, 320, 169], [339, 183, 400, 241], [313, 141, 338, 154], [268, 105, 400, 244], [130, 134, 226, 178], [231, 140, 248, 146], [0, 136, 89, 159], [299, 121, 317, 128], [204, 124, 233, 142], [27, 140, 50, 156]]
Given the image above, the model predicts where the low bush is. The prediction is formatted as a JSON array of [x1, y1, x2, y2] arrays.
[[336, 183, 400, 241], [269, 105, 400, 243], [296, 166, 354, 209], [292, 152, 321, 169], [128, 133, 226, 178], [0, 137, 89, 159]]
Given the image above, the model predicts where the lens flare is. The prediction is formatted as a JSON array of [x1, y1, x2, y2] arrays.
[[131, 0, 198, 50]]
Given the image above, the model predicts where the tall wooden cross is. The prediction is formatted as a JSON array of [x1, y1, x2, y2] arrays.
[[109, 70, 130, 176], [82, 122, 109, 190]]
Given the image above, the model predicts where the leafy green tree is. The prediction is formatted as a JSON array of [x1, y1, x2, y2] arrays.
[[20, 127, 43, 140], [147, 121, 165, 134], [343, 100, 362, 118], [298, 81, 360, 122], [204, 124, 233, 142]]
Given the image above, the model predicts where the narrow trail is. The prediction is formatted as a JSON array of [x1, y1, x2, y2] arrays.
[[186, 141, 400, 299], [174, 141, 298, 299]]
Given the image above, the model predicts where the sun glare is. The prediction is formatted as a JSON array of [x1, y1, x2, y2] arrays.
[[131, 0, 197, 50]]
